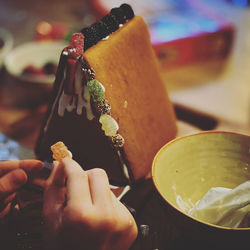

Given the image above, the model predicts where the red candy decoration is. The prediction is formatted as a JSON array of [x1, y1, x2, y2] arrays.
[[62, 33, 84, 93], [68, 33, 84, 58]]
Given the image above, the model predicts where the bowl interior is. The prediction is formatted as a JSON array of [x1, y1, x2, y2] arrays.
[[4, 41, 66, 85], [152, 132, 250, 219]]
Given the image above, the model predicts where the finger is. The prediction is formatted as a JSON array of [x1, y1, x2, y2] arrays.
[[44, 161, 66, 206], [47, 161, 65, 187], [19, 160, 44, 172], [0, 193, 16, 211], [0, 203, 12, 219], [30, 177, 47, 189], [110, 195, 138, 247], [2, 192, 16, 205], [62, 157, 92, 206], [87, 168, 112, 206], [0, 160, 43, 176], [0, 169, 27, 199]]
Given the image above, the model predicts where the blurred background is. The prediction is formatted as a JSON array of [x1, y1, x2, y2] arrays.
[[0, 0, 249, 158]]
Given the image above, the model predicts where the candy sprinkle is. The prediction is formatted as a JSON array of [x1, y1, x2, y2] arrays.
[[111, 134, 125, 147], [94, 99, 111, 115]]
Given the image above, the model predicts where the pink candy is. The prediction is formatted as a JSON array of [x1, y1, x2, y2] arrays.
[[68, 33, 84, 58]]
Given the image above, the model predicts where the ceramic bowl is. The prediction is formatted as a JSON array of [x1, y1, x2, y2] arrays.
[[152, 131, 250, 247], [3, 41, 66, 107]]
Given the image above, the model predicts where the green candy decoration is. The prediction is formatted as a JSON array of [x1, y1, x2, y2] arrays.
[[87, 79, 105, 102]]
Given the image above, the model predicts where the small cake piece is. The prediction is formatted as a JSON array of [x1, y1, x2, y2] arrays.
[[51, 141, 71, 161]]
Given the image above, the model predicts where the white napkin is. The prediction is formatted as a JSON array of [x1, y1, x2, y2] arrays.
[[189, 181, 250, 228]]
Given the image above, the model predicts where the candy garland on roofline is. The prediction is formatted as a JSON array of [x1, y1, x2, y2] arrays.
[[81, 3, 134, 50], [82, 3, 134, 148], [83, 63, 125, 148]]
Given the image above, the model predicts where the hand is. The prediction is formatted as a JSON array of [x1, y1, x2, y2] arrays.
[[43, 157, 138, 250], [0, 160, 43, 218]]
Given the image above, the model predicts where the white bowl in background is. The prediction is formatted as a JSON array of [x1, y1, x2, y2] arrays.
[[4, 40, 66, 86], [3, 41, 67, 107]]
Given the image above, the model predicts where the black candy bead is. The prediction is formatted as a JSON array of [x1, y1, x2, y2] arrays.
[[101, 14, 119, 33], [89, 26, 100, 45], [91, 21, 109, 40], [120, 4, 134, 20], [81, 27, 95, 50], [110, 7, 127, 24], [80, 4, 134, 50]]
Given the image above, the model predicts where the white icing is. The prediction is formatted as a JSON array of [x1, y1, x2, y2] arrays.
[[117, 185, 131, 200], [117, 150, 130, 181], [109, 184, 120, 189], [80, 86, 95, 120], [58, 92, 76, 116], [102, 36, 109, 41], [109, 184, 131, 200], [99, 82, 105, 92], [122, 163, 130, 180], [99, 114, 119, 136], [57, 62, 94, 120]]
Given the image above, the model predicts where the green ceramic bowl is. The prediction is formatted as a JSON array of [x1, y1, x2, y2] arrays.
[[152, 131, 250, 246]]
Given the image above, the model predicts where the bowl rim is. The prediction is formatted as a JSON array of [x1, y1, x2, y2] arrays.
[[0, 28, 13, 51], [0, 28, 14, 66], [152, 130, 250, 231]]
